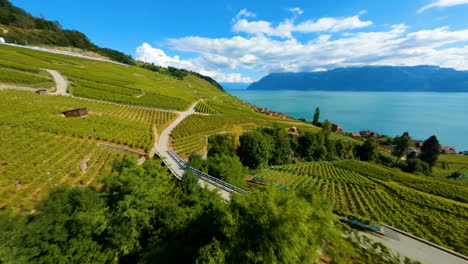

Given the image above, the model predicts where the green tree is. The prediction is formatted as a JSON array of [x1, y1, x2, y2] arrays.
[[237, 131, 273, 169], [208, 134, 237, 157], [394, 132, 414, 161], [221, 187, 339, 263], [420, 135, 441, 168], [356, 138, 379, 161], [188, 153, 208, 173], [313, 107, 320, 126], [208, 154, 247, 187], [262, 126, 293, 165]]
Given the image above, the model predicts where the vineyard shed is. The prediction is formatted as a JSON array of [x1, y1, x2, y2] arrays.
[[36, 89, 48, 95], [61, 108, 88, 118]]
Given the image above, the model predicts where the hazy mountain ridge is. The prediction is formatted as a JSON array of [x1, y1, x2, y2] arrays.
[[248, 66, 468, 92]]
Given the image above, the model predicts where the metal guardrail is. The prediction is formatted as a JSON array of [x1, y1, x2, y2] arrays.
[[164, 150, 249, 194], [189, 167, 250, 194]]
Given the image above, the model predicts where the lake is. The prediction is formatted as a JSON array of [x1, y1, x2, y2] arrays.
[[227, 90, 468, 151]]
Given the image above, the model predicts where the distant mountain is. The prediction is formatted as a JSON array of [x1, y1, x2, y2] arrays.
[[248, 66, 468, 92], [220, 82, 250, 90]]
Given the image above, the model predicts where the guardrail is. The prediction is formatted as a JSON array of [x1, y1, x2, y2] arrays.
[[189, 167, 250, 194], [165, 150, 249, 194]]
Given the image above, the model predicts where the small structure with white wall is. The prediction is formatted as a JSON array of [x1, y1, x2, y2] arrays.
[[0, 37, 5, 43]]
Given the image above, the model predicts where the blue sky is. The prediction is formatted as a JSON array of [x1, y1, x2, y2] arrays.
[[11, 0, 468, 82]]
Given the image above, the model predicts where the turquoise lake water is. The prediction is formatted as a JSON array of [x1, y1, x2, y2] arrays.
[[227, 90, 468, 152]]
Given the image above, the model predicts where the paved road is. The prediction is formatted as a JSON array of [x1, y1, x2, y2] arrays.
[[45, 69, 69, 96], [155, 102, 232, 200], [363, 226, 468, 264]]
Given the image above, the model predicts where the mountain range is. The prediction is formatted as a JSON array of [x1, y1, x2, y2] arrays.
[[248, 66, 468, 92]]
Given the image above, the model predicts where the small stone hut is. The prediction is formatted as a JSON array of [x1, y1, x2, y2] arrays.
[[61, 108, 88, 118]]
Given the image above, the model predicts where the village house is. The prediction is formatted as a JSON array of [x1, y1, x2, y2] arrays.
[[331, 123, 345, 134], [379, 145, 395, 153], [441, 145, 457, 154], [350, 132, 361, 139], [254, 106, 290, 119], [359, 130, 380, 138], [61, 108, 88, 118], [413, 140, 424, 148]]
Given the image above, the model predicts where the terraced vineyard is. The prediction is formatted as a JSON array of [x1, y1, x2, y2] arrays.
[[0, 90, 176, 151], [255, 162, 468, 255], [0, 125, 126, 211], [195, 101, 217, 114]]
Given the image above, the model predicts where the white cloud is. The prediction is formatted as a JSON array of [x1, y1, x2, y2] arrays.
[[234, 8, 256, 21], [169, 25, 468, 74], [135, 43, 252, 83], [232, 12, 372, 38], [289, 8, 303, 15], [135, 43, 194, 69], [418, 0, 468, 13]]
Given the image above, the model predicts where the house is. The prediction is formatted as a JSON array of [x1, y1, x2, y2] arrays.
[[441, 145, 457, 154], [331, 123, 345, 134], [350, 132, 361, 139], [359, 130, 380, 138], [413, 140, 424, 148], [379, 145, 395, 153], [0, 37, 5, 43], [35, 89, 48, 95], [61, 108, 88, 118]]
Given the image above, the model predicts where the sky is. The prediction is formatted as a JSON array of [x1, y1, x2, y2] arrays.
[[11, 0, 468, 83]]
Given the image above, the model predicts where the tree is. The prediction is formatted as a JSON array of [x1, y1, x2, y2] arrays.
[[237, 131, 273, 169], [420, 135, 440, 168], [394, 132, 414, 161], [313, 107, 320, 125], [403, 158, 431, 175], [208, 154, 247, 187], [221, 187, 340, 263], [208, 134, 237, 157], [262, 126, 293, 165], [356, 138, 379, 161], [298, 131, 327, 161], [188, 153, 208, 173]]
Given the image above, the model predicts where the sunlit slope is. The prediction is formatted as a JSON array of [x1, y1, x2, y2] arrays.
[[254, 161, 468, 255]]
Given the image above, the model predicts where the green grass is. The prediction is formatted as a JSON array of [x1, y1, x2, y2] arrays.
[[255, 161, 468, 255]]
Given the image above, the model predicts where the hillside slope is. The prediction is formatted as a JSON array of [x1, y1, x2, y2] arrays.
[[248, 66, 468, 92]]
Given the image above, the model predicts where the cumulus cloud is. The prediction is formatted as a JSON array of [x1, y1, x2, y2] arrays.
[[135, 43, 252, 83], [169, 25, 468, 73], [234, 8, 256, 21], [289, 8, 303, 15], [232, 12, 372, 38], [418, 0, 468, 13]]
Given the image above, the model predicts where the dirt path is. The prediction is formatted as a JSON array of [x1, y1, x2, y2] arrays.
[[45, 69, 69, 96]]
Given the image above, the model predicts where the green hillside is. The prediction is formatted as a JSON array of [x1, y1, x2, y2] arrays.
[[0, 43, 314, 210]]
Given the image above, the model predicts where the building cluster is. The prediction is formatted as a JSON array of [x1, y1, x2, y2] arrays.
[[331, 124, 345, 134], [254, 107, 290, 119], [350, 130, 381, 139], [411, 140, 457, 154]]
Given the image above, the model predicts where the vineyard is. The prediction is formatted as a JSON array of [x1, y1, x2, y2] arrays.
[[0, 125, 126, 211], [195, 101, 218, 114], [0, 90, 176, 152], [255, 161, 468, 255]]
